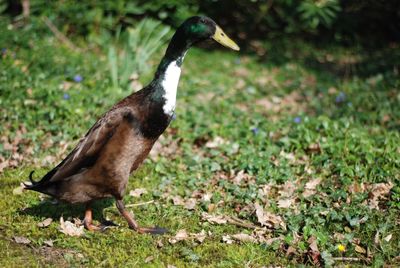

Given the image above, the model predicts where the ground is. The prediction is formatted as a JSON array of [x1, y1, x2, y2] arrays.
[[0, 18, 399, 267]]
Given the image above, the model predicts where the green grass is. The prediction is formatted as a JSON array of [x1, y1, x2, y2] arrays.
[[1, 18, 399, 267]]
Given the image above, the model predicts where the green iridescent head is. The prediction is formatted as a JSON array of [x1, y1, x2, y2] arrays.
[[165, 16, 239, 59]]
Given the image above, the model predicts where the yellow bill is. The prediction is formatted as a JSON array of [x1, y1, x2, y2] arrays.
[[212, 25, 240, 51]]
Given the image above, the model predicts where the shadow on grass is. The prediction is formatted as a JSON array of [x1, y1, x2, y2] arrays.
[[20, 198, 115, 222], [257, 39, 399, 79]]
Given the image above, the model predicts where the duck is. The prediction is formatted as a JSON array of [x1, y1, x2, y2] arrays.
[[24, 16, 239, 234]]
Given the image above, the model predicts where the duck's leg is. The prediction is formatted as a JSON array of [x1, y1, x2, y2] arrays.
[[83, 203, 118, 231], [83, 203, 101, 231], [115, 199, 167, 235]]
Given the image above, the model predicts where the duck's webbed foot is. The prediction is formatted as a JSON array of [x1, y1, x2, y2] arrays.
[[115, 199, 168, 235], [83, 204, 116, 232]]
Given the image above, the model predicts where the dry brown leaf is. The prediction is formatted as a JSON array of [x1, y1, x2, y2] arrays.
[[201, 212, 227, 224], [254, 203, 286, 230], [192, 230, 207, 243], [384, 234, 392, 242], [264, 236, 283, 246], [168, 229, 207, 244], [230, 170, 253, 185], [205, 136, 227, 148], [0, 159, 9, 173], [44, 240, 53, 247], [307, 143, 321, 153], [231, 233, 257, 243], [278, 180, 296, 198], [303, 178, 322, 197], [277, 198, 293, 208], [355, 245, 367, 254], [59, 217, 84, 237], [308, 236, 319, 252], [14, 236, 31, 244], [183, 198, 197, 210], [201, 193, 212, 202], [129, 188, 147, 198], [37, 218, 53, 228], [305, 178, 322, 190], [280, 151, 296, 162], [171, 196, 185, 206], [168, 229, 189, 244], [258, 184, 273, 201], [368, 182, 393, 209], [144, 256, 154, 263], [222, 235, 234, 244], [348, 182, 366, 194], [286, 246, 297, 256]]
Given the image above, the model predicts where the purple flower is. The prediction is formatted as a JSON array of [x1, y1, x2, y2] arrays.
[[1, 48, 6, 55], [234, 57, 241, 65], [251, 127, 259, 135], [63, 93, 70, 100], [172, 113, 177, 121], [335, 92, 346, 103], [294, 116, 301, 124], [73, 75, 83, 83]]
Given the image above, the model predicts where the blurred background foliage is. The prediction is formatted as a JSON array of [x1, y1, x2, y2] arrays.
[[2, 0, 399, 48]]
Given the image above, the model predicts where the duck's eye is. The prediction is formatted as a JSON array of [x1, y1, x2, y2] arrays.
[[200, 18, 206, 24]]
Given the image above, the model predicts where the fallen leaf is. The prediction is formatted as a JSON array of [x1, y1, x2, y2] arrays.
[[374, 231, 380, 245], [205, 136, 227, 148], [264, 236, 283, 246], [232, 233, 257, 243], [308, 236, 321, 265], [168, 229, 207, 244], [184, 198, 197, 210], [59, 217, 84, 237], [201, 193, 212, 202], [307, 143, 321, 153], [222, 235, 233, 244], [43, 240, 53, 247], [168, 229, 189, 244], [308, 236, 319, 252], [355, 245, 366, 254], [171, 196, 185, 206], [14, 236, 31, 244], [37, 218, 53, 228], [156, 239, 164, 248], [305, 178, 322, 190], [278, 180, 296, 198], [368, 182, 393, 209], [280, 151, 296, 162], [144, 256, 154, 263], [286, 246, 296, 256], [129, 188, 147, 198], [303, 178, 322, 197], [383, 234, 392, 242], [254, 203, 286, 230], [277, 198, 293, 208], [192, 230, 207, 243], [201, 212, 227, 224]]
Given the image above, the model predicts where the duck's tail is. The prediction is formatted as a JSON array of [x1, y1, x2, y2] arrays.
[[23, 170, 57, 197]]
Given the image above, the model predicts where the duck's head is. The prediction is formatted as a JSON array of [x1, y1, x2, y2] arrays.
[[165, 16, 239, 59]]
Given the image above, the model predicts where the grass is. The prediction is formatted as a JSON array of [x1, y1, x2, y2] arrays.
[[1, 17, 399, 267]]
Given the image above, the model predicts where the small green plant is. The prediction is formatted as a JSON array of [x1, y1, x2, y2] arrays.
[[108, 18, 171, 89], [298, 0, 341, 29]]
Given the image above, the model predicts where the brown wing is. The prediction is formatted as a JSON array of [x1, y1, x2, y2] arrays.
[[46, 107, 135, 182]]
